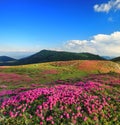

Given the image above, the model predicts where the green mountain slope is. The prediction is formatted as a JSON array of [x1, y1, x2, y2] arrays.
[[112, 56, 120, 62], [0, 56, 16, 62], [14, 50, 104, 65]]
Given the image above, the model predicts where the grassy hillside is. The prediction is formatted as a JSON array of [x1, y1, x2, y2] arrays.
[[0, 60, 119, 89], [111, 56, 120, 62], [0, 60, 120, 125]]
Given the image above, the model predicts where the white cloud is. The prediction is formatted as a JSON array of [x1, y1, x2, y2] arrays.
[[94, 0, 120, 13], [60, 31, 120, 56]]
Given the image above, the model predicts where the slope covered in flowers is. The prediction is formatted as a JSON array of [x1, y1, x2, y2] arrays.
[[0, 60, 120, 125], [0, 60, 120, 88], [0, 73, 120, 125]]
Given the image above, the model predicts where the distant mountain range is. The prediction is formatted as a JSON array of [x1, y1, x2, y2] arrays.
[[102, 56, 115, 60], [0, 56, 16, 63], [1, 50, 120, 66], [0, 50, 105, 66]]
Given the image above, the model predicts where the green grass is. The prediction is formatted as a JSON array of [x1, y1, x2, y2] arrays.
[[0, 60, 120, 90], [0, 61, 89, 86]]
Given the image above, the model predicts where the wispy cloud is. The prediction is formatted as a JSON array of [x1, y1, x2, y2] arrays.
[[108, 17, 114, 22], [56, 31, 120, 56], [94, 0, 120, 13]]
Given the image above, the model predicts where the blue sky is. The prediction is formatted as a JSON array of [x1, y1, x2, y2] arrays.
[[0, 0, 120, 58]]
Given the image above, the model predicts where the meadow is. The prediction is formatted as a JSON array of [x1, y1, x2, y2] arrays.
[[0, 60, 120, 125]]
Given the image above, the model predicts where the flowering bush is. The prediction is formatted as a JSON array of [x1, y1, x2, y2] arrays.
[[0, 73, 32, 83], [0, 74, 120, 125]]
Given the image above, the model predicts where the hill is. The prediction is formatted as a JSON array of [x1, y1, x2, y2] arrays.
[[111, 56, 120, 62], [0, 60, 119, 84], [13, 50, 105, 65], [0, 56, 16, 63], [0, 60, 120, 125]]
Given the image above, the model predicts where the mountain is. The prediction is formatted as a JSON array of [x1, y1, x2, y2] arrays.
[[0, 56, 16, 63], [12, 50, 105, 65], [111, 56, 120, 62], [102, 56, 115, 60]]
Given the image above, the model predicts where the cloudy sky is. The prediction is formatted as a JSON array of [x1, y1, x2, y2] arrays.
[[0, 0, 120, 58]]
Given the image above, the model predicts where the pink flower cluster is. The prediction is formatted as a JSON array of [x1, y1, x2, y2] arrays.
[[0, 73, 32, 83], [83, 74, 120, 86], [0, 81, 110, 124], [0, 88, 28, 99]]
